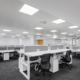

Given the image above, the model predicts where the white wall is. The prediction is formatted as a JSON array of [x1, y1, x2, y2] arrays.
[[0, 37, 31, 46], [34, 40, 38, 45], [43, 39, 63, 45], [19, 38, 31, 46], [0, 37, 19, 45], [43, 39, 54, 45]]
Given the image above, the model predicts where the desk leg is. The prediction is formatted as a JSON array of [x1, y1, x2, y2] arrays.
[[53, 54, 57, 59], [27, 56, 30, 80]]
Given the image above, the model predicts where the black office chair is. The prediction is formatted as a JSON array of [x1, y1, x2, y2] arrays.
[[60, 50, 72, 70], [13, 51, 19, 59], [35, 54, 52, 80], [66, 47, 69, 49], [10, 51, 19, 59], [0, 53, 3, 61]]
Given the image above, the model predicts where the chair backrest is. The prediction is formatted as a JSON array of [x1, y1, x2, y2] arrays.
[[66, 47, 69, 49], [41, 54, 51, 70], [65, 50, 72, 62], [66, 50, 71, 57]]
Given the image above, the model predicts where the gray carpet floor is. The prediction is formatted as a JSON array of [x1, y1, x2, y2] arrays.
[[0, 58, 80, 80]]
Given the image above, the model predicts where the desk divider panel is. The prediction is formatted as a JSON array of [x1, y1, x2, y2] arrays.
[[25, 45, 63, 52], [7, 45, 24, 50], [8, 46, 15, 50], [15, 45, 23, 49], [25, 46, 48, 52], [25, 46, 37, 52], [50, 45, 63, 50], [37, 46, 48, 51], [73, 47, 79, 49], [57, 45, 63, 49], [0, 46, 7, 50], [50, 46, 57, 50]]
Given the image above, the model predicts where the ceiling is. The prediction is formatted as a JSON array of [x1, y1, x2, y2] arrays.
[[0, 0, 80, 39]]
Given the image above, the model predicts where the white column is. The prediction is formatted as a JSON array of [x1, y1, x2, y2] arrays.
[[68, 37, 73, 49], [19, 38, 22, 45], [29, 35, 34, 45], [75, 37, 77, 46]]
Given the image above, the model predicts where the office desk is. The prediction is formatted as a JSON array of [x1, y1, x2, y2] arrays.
[[75, 49, 80, 52], [0, 50, 15, 60], [19, 49, 72, 80], [23, 49, 72, 57], [0, 49, 23, 61]]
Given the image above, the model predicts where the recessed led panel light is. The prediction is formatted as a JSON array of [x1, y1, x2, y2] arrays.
[[78, 30, 80, 31], [34, 27, 43, 30], [1, 33, 6, 35], [50, 30, 57, 32], [52, 19, 66, 24], [53, 35, 58, 38], [22, 32, 29, 34], [16, 34, 20, 36], [36, 33, 41, 35], [69, 34, 74, 35], [68, 26, 78, 29], [61, 32, 67, 34], [46, 35, 51, 36], [19, 4, 39, 15], [11, 36, 15, 37], [3, 29, 11, 32]]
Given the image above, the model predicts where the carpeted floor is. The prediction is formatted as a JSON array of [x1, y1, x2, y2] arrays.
[[0, 58, 80, 80]]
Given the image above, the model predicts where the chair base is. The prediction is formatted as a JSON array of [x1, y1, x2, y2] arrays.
[[60, 63, 72, 70], [35, 70, 52, 80]]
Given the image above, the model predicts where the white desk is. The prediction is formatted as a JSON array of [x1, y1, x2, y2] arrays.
[[19, 49, 72, 80], [0, 49, 23, 61], [75, 49, 80, 52], [23, 49, 72, 57], [0, 50, 15, 60], [71, 49, 80, 54]]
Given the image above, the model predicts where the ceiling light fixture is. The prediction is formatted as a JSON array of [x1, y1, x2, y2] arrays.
[[11, 36, 15, 37], [46, 34, 51, 36], [19, 4, 39, 15], [3, 29, 11, 32], [1, 33, 6, 35], [61, 32, 67, 34], [52, 19, 66, 24], [16, 34, 20, 36], [50, 30, 57, 32], [69, 34, 74, 35], [68, 26, 78, 29], [34, 27, 43, 30], [22, 32, 29, 34], [53, 35, 58, 39]]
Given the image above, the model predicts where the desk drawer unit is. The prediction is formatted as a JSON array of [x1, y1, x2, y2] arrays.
[[50, 57, 59, 73]]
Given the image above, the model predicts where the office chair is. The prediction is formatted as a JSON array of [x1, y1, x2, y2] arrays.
[[13, 51, 19, 59], [11, 48, 20, 59], [60, 50, 72, 70], [35, 54, 52, 80], [0, 53, 3, 61], [10, 51, 19, 59]]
